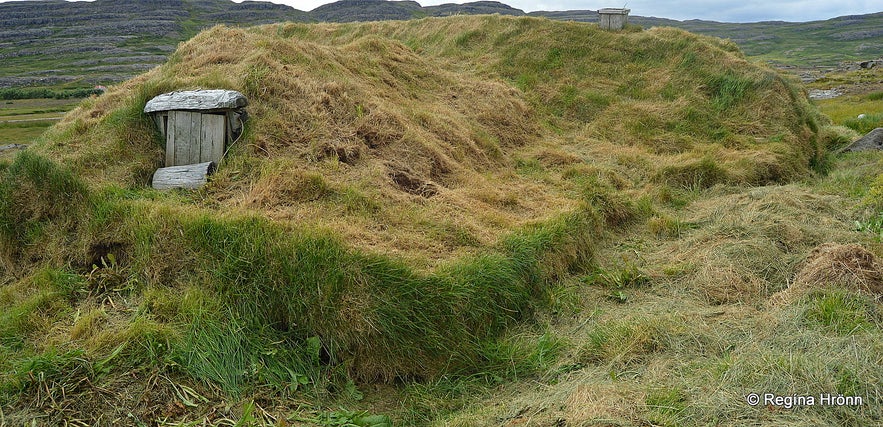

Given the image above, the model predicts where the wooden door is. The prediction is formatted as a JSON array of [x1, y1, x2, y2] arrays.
[[165, 111, 226, 166]]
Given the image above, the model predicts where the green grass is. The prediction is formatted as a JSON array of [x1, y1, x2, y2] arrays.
[[706, 71, 756, 111], [181, 204, 601, 380], [0, 151, 89, 252], [802, 291, 877, 335], [816, 97, 883, 131], [582, 265, 650, 303], [171, 310, 325, 397], [0, 98, 80, 116], [0, 123, 57, 145], [646, 387, 688, 426], [578, 315, 675, 367], [810, 67, 883, 136], [481, 331, 567, 380], [0, 87, 102, 101], [0, 146, 606, 380], [843, 113, 883, 134], [0, 157, 604, 423], [2, 348, 93, 398]]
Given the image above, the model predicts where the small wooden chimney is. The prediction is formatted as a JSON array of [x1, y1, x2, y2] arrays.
[[599, 8, 630, 31]]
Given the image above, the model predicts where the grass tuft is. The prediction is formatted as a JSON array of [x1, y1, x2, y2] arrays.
[[802, 291, 878, 335], [0, 151, 88, 245], [843, 113, 883, 135]]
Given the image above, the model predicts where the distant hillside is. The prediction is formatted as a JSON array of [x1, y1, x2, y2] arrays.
[[0, 0, 881, 88], [526, 10, 883, 66], [308, 0, 523, 21], [0, 0, 308, 88], [642, 14, 883, 67], [311, 0, 422, 22]]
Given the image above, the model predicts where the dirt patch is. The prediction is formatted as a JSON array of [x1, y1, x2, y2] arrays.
[[86, 241, 128, 267], [772, 243, 883, 304], [317, 141, 361, 164], [388, 165, 439, 197]]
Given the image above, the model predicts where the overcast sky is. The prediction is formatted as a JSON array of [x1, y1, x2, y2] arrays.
[[275, 0, 881, 22]]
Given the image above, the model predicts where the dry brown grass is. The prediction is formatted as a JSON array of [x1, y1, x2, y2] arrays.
[[563, 383, 648, 425], [441, 374, 651, 427], [38, 26, 558, 265], [771, 243, 883, 305], [164, 24, 564, 265]]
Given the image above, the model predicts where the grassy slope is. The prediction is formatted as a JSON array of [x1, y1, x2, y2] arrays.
[[33, 16, 824, 264], [0, 15, 881, 426]]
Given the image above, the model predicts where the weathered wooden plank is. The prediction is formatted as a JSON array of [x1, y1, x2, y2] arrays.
[[166, 111, 177, 166], [213, 113, 227, 162], [144, 90, 247, 113], [200, 115, 213, 163], [152, 161, 216, 190], [201, 114, 225, 163], [172, 111, 192, 166], [189, 112, 202, 165]]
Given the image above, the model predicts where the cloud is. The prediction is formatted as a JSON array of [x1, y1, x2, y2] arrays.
[[284, 0, 332, 11], [609, 0, 879, 22], [249, 0, 881, 22]]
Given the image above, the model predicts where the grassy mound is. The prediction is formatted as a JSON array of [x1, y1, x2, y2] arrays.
[[0, 15, 831, 423], [35, 15, 823, 264]]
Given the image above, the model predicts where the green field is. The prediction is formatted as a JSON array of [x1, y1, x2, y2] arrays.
[[0, 98, 79, 146]]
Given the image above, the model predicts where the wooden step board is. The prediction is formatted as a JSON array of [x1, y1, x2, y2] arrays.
[[152, 161, 216, 190]]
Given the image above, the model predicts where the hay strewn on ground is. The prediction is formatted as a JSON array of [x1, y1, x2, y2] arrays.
[[772, 243, 883, 304]]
